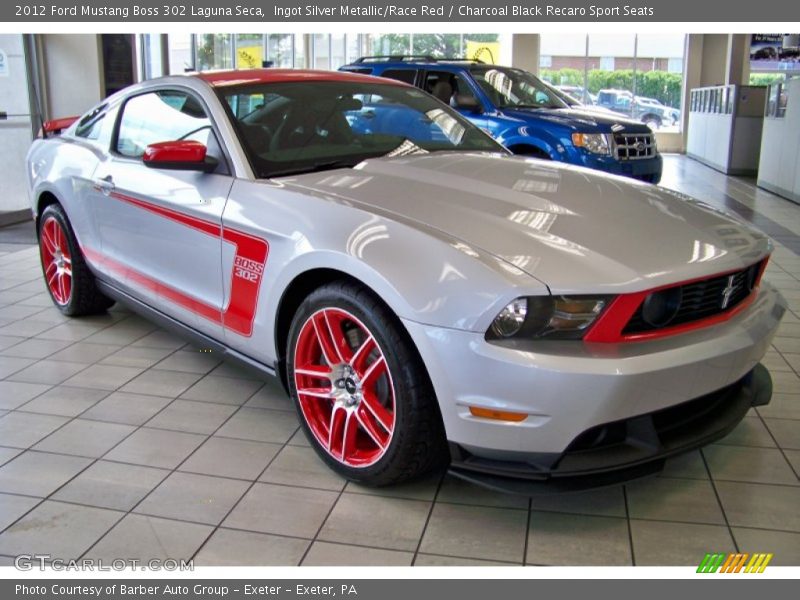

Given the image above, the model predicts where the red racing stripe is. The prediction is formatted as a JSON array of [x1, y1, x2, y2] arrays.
[[91, 191, 269, 337]]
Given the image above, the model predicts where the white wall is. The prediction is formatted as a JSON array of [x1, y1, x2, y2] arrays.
[[41, 34, 103, 119], [0, 34, 34, 213]]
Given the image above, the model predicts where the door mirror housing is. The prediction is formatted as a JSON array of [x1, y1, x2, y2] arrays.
[[143, 140, 218, 173], [454, 94, 483, 114]]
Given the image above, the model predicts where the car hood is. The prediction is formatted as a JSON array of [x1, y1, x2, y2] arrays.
[[501, 107, 650, 134], [281, 153, 770, 294]]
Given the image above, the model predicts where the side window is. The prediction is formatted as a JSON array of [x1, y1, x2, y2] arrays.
[[381, 69, 417, 85], [422, 71, 477, 108], [75, 104, 108, 140], [116, 91, 212, 158]]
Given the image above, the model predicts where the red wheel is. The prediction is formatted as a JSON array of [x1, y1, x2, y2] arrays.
[[293, 308, 396, 468], [37, 203, 114, 316], [40, 216, 73, 305], [287, 281, 447, 485]]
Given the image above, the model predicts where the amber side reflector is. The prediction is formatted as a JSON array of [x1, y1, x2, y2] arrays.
[[469, 407, 528, 422]]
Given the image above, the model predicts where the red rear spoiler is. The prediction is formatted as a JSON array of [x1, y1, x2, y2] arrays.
[[39, 116, 79, 137]]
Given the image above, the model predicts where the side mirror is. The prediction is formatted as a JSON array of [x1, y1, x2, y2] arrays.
[[143, 140, 218, 173], [454, 94, 483, 114]]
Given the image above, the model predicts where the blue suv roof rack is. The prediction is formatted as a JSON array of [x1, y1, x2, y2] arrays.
[[353, 55, 485, 64]]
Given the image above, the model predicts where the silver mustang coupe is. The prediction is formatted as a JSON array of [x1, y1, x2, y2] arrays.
[[26, 69, 785, 492]]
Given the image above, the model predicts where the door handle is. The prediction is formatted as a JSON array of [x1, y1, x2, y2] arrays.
[[94, 175, 115, 195]]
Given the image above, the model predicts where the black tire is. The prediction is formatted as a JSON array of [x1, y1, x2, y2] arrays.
[[38, 203, 115, 316], [287, 280, 447, 486]]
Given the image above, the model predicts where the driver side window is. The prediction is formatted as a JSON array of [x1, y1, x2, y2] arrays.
[[116, 91, 213, 159]]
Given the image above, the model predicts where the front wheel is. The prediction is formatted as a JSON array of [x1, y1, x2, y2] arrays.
[[38, 203, 114, 316], [287, 281, 446, 486]]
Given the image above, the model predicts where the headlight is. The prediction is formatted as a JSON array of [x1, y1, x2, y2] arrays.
[[571, 133, 611, 155], [487, 296, 611, 341]]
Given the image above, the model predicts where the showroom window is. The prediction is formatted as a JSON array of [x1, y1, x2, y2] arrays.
[[540, 33, 686, 133], [363, 34, 500, 62]]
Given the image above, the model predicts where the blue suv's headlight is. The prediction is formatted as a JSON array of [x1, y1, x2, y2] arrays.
[[571, 133, 611, 155]]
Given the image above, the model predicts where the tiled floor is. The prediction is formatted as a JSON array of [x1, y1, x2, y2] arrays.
[[0, 155, 799, 567]]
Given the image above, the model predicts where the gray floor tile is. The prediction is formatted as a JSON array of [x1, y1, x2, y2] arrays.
[[99, 345, 174, 369], [344, 471, 442, 502], [527, 511, 631, 566], [180, 375, 263, 405], [207, 361, 262, 380], [0, 380, 51, 410], [0, 320, 56, 338], [154, 349, 221, 374], [35, 322, 102, 343], [718, 416, 778, 448], [630, 519, 735, 566], [320, 493, 431, 552], [85, 513, 211, 561], [53, 461, 168, 511], [0, 355, 35, 379], [47, 342, 122, 364], [437, 475, 528, 509], [0, 451, 91, 496], [82, 392, 172, 426], [731, 528, 800, 566], [704, 445, 799, 485], [302, 541, 413, 566], [757, 393, 800, 420], [715, 480, 800, 532], [625, 477, 726, 524], [287, 429, 311, 447], [0, 446, 21, 466], [194, 528, 310, 566], [6, 359, 88, 385], [120, 369, 202, 397], [146, 400, 237, 434], [0, 335, 26, 351], [0, 338, 72, 359], [63, 364, 145, 391], [224, 483, 338, 539], [529, 485, 627, 518], [245, 378, 293, 411], [0, 500, 122, 559], [259, 445, 346, 492], [419, 502, 527, 563], [215, 408, 299, 444], [82, 324, 154, 347], [130, 330, 186, 350], [415, 554, 517, 566], [33, 419, 135, 458], [180, 437, 280, 481], [764, 418, 800, 450], [135, 472, 249, 525], [104, 427, 206, 469], [0, 493, 40, 530], [785, 449, 800, 474], [19, 386, 109, 417], [0, 411, 69, 447]]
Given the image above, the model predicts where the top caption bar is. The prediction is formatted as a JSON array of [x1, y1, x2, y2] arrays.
[[3, 0, 800, 22]]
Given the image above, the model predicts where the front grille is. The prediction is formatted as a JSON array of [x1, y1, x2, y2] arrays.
[[623, 261, 764, 334], [613, 133, 656, 160]]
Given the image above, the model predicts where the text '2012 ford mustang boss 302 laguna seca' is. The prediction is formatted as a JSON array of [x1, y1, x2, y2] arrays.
[[27, 69, 785, 493]]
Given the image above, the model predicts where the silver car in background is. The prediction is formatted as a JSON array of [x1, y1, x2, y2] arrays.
[[26, 69, 785, 492]]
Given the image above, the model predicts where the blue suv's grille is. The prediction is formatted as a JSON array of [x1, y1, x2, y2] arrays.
[[613, 133, 656, 160]]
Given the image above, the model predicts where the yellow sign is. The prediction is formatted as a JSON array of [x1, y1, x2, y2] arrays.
[[237, 45, 263, 69], [465, 41, 500, 64]]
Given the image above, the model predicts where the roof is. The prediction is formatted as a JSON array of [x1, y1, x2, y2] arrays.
[[195, 69, 407, 88]]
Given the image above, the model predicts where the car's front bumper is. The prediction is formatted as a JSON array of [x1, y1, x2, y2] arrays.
[[575, 152, 663, 184], [448, 363, 771, 493], [402, 282, 785, 491]]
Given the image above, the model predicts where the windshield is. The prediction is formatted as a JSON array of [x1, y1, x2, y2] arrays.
[[218, 81, 504, 178], [469, 67, 568, 110]]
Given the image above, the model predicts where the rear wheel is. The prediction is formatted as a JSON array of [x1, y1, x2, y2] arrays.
[[287, 281, 446, 486], [38, 203, 114, 316]]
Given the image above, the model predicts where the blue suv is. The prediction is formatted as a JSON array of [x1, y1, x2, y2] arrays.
[[340, 56, 663, 184]]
